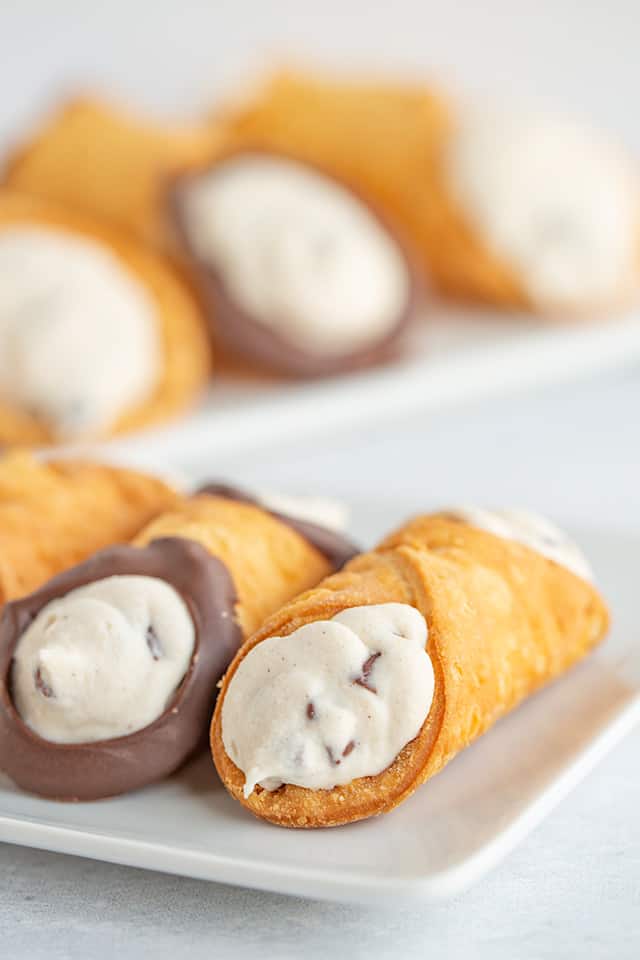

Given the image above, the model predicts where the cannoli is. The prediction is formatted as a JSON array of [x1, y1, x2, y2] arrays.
[[212, 508, 609, 827], [0, 489, 358, 800], [3, 96, 221, 248], [171, 150, 419, 376], [133, 490, 358, 636], [0, 452, 179, 604], [0, 190, 210, 444], [225, 70, 640, 314]]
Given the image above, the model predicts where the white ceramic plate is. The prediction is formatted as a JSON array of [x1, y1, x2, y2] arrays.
[[67, 306, 640, 470], [0, 506, 638, 905]]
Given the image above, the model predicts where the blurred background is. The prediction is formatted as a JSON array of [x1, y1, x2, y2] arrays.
[[0, 0, 639, 526], [2, 1, 638, 143]]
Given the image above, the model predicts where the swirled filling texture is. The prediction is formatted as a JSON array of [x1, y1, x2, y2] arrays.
[[222, 603, 434, 797], [12, 575, 195, 743], [182, 156, 410, 353]]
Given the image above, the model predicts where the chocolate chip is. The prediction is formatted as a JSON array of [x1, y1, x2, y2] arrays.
[[34, 667, 54, 699], [327, 739, 356, 765], [353, 651, 381, 694], [146, 625, 163, 661], [306, 701, 316, 720]]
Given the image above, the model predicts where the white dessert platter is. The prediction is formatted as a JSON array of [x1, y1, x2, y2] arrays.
[[57, 304, 640, 470], [0, 502, 638, 905]]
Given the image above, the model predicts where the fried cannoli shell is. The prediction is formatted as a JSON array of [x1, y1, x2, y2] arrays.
[[219, 71, 533, 309], [195, 481, 358, 571], [134, 493, 358, 637], [169, 149, 420, 378], [0, 491, 358, 799], [211, 514, 609, 827], [222, 71, 640, 315], [3, 97, 222, 248], [0, 453, 179, 605]]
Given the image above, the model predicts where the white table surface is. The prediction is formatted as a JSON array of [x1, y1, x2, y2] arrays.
[[2, 1, 640, 956]]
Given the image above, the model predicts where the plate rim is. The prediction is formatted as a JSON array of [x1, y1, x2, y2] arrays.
[[1, 695, 638, 904]]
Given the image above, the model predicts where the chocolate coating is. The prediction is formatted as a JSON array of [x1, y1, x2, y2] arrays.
[[170, 150, 421, 378], [196, 482, 359, 570], [0, 538, 241, 801]]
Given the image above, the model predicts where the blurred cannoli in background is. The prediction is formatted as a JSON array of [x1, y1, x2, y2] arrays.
[[0, 189, 211, 444], [3, 97, 221, 249], [222, 70, 640, 315], [170, 149, 421, 376], [0, 65, 638, 447]]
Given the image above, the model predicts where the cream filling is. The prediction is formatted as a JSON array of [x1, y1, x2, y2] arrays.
[[0, 226, 160, 438], [222, 603, 434, 797], [181, 155, 410, 353], [446, 108, 640, 310], [12, 575, 195, 743], [448, 507, 593, 581]]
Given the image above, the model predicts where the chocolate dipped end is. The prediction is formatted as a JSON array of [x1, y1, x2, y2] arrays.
[[0, 539, 241, 801], [196, 482, 359, 570], [169, 150, 421, 378]]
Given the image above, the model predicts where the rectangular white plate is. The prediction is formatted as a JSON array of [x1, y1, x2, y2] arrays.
[[1, 507, 639, 905], [69, 306, 640, 468]]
